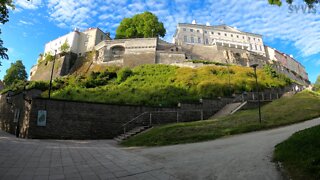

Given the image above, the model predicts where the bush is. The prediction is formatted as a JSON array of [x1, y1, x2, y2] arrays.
[[44, 64, 292, 106], [27, 81, 49, 91], [117, 68, 133, 83]]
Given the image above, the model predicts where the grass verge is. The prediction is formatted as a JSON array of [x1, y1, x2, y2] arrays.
[[274, 125, 320, 180], [121, 90, 320, 147]]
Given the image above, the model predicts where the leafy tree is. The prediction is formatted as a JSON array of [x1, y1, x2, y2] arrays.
[[115, 11, 166, 39], [0, 0, 14, 68], [268, 0, 319, 6], [314, 75, 320, 91], [59, 40, 70, 53], [3, 60, 28, 86]]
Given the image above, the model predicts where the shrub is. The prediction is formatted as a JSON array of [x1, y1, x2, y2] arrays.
[[117, 68, 133, 83]]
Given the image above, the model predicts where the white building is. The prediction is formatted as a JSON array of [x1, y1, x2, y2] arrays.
[[44, 28, 111, 56], [173, 22, 265, 56]]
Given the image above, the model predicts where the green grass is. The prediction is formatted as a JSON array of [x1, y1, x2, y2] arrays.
[[1, 64, 292, 106], [274, 125, 320, 180], [45, 64, 290, 106], [121, 90, 320, 146]]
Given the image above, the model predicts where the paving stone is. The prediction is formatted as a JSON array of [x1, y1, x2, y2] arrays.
[[0, 129, 177, 180]]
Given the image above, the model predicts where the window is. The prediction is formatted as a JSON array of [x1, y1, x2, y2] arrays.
[[255, 45, 257, 50], [225, 33, 227, 36], [198, 37, 201, 43], [184, 36, 187, 42], [191, 37, 194, 43], [253, 38, 256, 41], [231, 34, 233, 37], [258, 39, 260, 42], [218, 32, 221, 35], [204, 31, 207, 34], [190, 29, 194, 32], [197, 30, 200, 33], [100, 35, 103, 40], [243, 36, 245, 39], [211, 32, 214, 34], [206, 38, 209, 44], [248, 37, 251, 40], [183, 28, 186, 31], [237, 35, 239, 38]]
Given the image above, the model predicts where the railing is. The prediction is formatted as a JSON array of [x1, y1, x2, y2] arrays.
[[122, 110, 204, 134], [121, 89, 293, 135]]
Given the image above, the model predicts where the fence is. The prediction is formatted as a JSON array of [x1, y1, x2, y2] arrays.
[[122, 110, 204, 134]]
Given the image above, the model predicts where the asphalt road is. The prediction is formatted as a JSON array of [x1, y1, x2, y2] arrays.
[[127, 117, 320, 180]]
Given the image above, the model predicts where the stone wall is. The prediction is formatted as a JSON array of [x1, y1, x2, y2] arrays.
[[30, 53, 77, 81], [0, 92, 231, 139]]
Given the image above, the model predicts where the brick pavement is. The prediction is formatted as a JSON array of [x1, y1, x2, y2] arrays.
[[0, 130, 175, 180]]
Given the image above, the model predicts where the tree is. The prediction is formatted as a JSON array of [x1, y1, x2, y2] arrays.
[[0, 0, 14, 69], [314, 75, 320, 91], [59, 40, 70, 53], [268, 0, 319, 7], [115, 11, 166, 39], [3, 60, 28, 86]]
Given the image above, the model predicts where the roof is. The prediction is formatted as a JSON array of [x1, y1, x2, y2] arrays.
[[177, 23, 262, 37]]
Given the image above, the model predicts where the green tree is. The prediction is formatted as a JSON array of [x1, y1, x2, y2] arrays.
[[0, 0, 14, 68], [3, 60, 28, 86], [268, 0, 319, 6], [59, 40, 70, 53], [314, 75, 320, 91], [115, 11, 166, 39]]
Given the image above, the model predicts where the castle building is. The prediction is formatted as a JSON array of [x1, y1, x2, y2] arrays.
[[173, 21, 266, 56], [44, 28, 111, 56], [31, 23, 309, 85], [265, 46, 309, 83]]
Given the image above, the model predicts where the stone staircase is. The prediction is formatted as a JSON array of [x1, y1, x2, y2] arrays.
[[114, 126, 151, 142], [211, 101, 247, 119]]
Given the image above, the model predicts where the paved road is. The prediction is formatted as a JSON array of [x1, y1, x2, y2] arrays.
[[0, 118, 319, 180], [0, 131, 174, 180], [129, 117, 320, 180]]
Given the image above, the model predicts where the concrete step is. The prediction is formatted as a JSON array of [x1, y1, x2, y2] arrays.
[[211, 101, 247, 119], [114, 126, 151, 142]]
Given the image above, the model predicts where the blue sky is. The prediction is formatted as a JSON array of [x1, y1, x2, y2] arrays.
[[1, 0, 319, 83]]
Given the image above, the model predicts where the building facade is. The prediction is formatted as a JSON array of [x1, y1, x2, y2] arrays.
[[44, 28, 111, 56], [94, 38, 186, 67], [173, 22, 265, 56], [265, 46, 309, 84]]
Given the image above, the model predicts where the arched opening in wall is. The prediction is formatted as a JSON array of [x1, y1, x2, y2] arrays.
[[111, 45, 125, 60]]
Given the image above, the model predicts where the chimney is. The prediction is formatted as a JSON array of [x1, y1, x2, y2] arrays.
[[192, 20, 197, 24]]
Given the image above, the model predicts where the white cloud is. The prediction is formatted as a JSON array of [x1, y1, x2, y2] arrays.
[[43, 0, 320, 58], [15, 0, 42, 10], [19, 20, 33, 25]]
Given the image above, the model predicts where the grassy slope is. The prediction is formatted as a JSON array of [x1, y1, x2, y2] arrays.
[[47, 64, 290, 106], [274, 125, 320, 180], [122, 91, 320, 146]]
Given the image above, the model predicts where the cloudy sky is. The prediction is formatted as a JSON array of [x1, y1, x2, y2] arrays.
[[1, 0, 320, 82]]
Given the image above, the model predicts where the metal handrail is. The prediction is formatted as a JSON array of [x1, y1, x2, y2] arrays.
[[122, 112, 149, 127], [121, 110, 205, 134], [122, 112, 149, 134]]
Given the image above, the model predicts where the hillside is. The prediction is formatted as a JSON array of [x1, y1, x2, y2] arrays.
[[27, 63, 291, 106], [122, 91, 320, 146]]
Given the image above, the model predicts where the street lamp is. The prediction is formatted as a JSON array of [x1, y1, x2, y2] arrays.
[[48, 50, 57, 99], [250, 63, 261, 123]]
